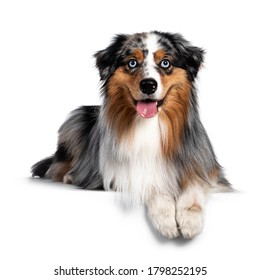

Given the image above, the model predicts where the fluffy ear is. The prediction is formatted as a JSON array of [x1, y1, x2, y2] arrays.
[[164, 33, 204, 81], [95, 34, 129, 81], [179, 45, 204, 81]]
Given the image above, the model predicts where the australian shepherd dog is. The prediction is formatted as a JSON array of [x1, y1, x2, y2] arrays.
[[32, 31, 230, 239]]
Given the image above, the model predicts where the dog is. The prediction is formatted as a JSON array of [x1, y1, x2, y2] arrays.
[[32, 31, 230, 239]]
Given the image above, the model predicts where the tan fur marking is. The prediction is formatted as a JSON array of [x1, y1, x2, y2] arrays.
[[189, 203, 202, 212], [209, 166, 221, 180], [159, 68, 192, 157], [154, 49, 171, 64], [129, 48, 144, 62], [49, 161, 72, 182], [106, 67, 137, 140]]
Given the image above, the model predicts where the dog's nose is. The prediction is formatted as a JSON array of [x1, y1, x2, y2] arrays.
[[140, 78, 157, 95]]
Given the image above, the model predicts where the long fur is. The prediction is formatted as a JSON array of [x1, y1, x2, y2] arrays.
[[32, 31, 230, 238]]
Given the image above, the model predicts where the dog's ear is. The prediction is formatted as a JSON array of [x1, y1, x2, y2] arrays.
[[164, 33, 204, 81], [178, 44, 204, 81], [95, 34, 129, 81]]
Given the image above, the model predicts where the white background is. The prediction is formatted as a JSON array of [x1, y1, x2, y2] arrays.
[[0, 0, 260, 279]]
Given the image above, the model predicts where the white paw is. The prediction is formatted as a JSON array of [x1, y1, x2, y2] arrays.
[[176, 185, 207, 239], [149, 210, 179, 239], [147, 194, 179, 239], [176, 204, 204, 239]]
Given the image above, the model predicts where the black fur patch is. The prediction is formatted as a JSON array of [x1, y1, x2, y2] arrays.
[[54, 145, 70, 162], [95, 34, 129, 81]]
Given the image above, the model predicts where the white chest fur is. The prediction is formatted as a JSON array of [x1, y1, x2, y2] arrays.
[[99, 116, 178, 203]]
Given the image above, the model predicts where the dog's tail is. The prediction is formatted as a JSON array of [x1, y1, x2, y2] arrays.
[[31, 156, 54, 178]]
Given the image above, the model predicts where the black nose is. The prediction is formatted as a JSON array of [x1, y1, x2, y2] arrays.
[[140, 78, 157, 95]]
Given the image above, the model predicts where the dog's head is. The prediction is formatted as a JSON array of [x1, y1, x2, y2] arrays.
[[95, 31, 204, 120], [95, 32, 204, 154]]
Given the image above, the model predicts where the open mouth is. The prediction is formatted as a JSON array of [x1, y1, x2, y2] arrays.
[[134, 99, 163, 118]]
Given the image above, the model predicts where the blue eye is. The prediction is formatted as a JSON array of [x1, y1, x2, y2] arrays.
[[160, 59, 171, 69], [128, 59, 138, 69]]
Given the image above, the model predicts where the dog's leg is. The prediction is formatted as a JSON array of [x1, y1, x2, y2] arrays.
[[176, 185, 208, 239], [47, 161, 72, 182], [146, 191, 179, 239]]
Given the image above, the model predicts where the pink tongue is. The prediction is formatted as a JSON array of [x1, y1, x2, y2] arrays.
[[136, 101, 157, 118]]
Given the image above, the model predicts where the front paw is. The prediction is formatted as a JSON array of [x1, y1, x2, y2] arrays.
[[149, 210, 180, 239], [176, 204, 204, 239], [147, 195, 179, 239]]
